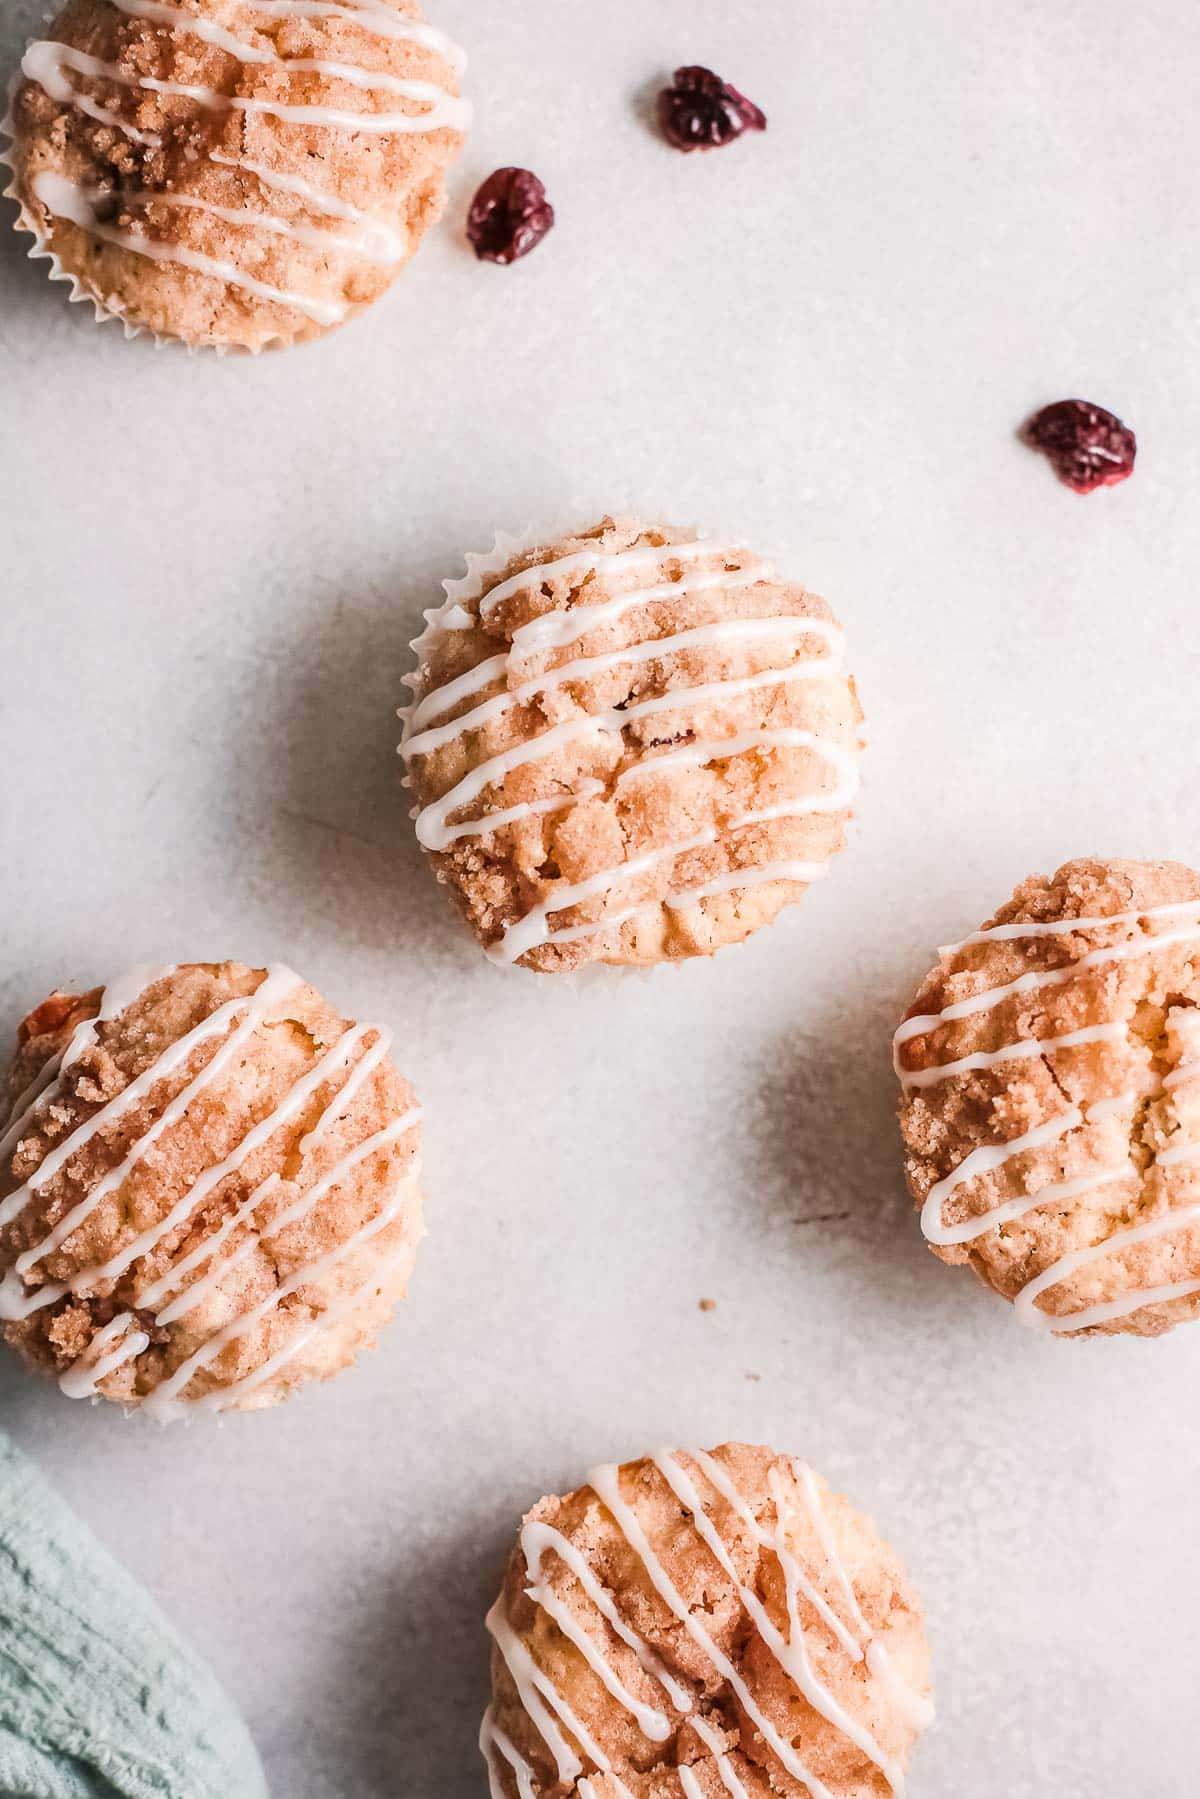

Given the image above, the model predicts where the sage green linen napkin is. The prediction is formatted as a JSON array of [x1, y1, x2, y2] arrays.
[[0, 1430, 267, 1799]]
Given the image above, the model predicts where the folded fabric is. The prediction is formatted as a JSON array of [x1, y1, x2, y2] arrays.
[[0, 1429, 267, 1799]]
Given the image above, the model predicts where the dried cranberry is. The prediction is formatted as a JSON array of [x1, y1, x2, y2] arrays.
[[658, 65, 767, 153], [467, 167, 554, 265], [1022, 399, 1136, 494]]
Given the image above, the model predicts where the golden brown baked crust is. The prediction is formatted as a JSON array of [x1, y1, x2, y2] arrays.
[[402, 518, 864, 973], [896, 857, 1200, 1337], [7, 0, 468, 349], [0, 961, 422, 1413], [481, 1442, 932, 1798]]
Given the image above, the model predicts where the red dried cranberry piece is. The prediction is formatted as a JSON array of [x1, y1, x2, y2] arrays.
[[467, 167, 554, 265], [658, 64, 767, 152], [1022, 399, 1136, 494]]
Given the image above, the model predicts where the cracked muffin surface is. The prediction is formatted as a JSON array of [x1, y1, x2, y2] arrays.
[[481, 1442, 932, 1799], [895, 856, 1200, 1337], [6, 0, 469, 349], [400, 517, 864, 973], [0, 961, 422, 1414]]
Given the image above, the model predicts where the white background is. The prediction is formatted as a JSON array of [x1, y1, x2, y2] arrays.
[[3, 2, 1200, 1795]]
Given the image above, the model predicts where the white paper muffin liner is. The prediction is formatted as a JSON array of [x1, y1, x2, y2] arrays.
[[398, 520, 856, 985]]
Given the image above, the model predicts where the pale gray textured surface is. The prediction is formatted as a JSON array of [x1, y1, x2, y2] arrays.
[[2, 2, 1200, 1796]]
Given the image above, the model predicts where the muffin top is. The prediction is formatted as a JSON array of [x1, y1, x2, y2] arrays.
[[0, 961, 422, 1414], [7, 0, 469, 349], [482, 1442, 932, 1799], [896, 857, 1200, 1337], [401, 518, 863, 973]]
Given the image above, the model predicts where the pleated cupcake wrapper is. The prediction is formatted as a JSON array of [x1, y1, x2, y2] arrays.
[[400, 521, 837, 984]]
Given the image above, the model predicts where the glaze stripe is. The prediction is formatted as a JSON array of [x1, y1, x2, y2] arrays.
[[894, 919, 1200, 1061], [479, 1708, 537, 1799], [897, 1021, 1128, 1092], [153, 1111, 418, 1325], [654, 1453, 902, 1794], [131, 1020, 369, 1303], [485, 1598, 584, 1785], [587, 1458, 837, 1799], [474, 538, 747, 626], [689, 1718, 750, 1799], [22, 38, 470, 134], [521, 1518, 683, 1738], [490, 805, 843, 966], [141, 1127, 419, 1420], [402, 617, 842, 764], [57, 1311, 149, 1400], [183, 1204, 421, 1415], [940, 897, 1200, 955], [31, 174, 350, 323], [1014, 1203, 1200, 1334], [406, 561, 770, 734], [2, 967, 304, 1303]]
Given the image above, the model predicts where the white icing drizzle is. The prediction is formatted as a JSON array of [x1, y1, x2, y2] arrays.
[[247, 0, 468, 69], [894, 916, 1200, 1068], [402, 617, 842, 767], [1014, 1203, 1200, 1334], [532, 860, 831, 959], [22, 40, 469, 135], [678, 1770, 704, 1799], [897, 1021, 1127, 1092], [793, 1464, 934, 1732], [116, 186, 403, 263], [652, 1453, 902, 1795], [473, 538, 744, 628], [403, 654, 843, 851], [900, 898, 1200, 1329], [207, 151, 405, 262], [915, 1103, 1151, 1251], [0, 970, 254, 1241], [180, 1194, 420, 1415], [147, 1174, 280, 1321], [138, 1021, 374, 1316], [689, 1718, 750, 1799], [407, 562, 769, 735], [485, 1598, 585, 1785], [520, 1517, 690, 1737], [0, 965, 174, 1183], [490, 808, 840, 968], [141, 1120, 420, 1421], [57, 1311, 149, 1399], [694, 1450, 861, 1659], [479, 1708, 537, 1799], [0, 1056, 73, 1167], [153, 1111, 416, 1323], [0, 966, 305, 1317], [31, 173, 348, 325], [0, 965, 417, 1412], [300, 1024, 394, 1152], [941, 897, 1200, 955], [586, 1458, 835, 1799]]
